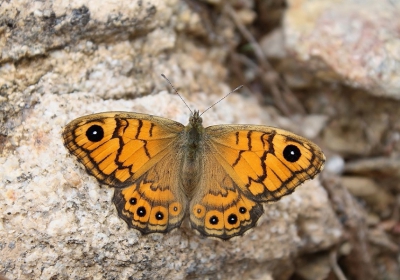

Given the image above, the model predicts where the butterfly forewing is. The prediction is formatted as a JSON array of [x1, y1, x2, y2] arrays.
[[205, 125, 326, 202], [63, 112, 184, 188], [63, 112, 188, 233]]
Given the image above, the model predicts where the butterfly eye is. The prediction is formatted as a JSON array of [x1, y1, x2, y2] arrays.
[[86, 125, 104, 142], [192, 204, 206, 218], [129, 198, 137, 205], [283, 144, 301, 162], [169, 202, 182, 216], [227, 214, 238, 225], [209, 216, 219, 225], [136, 206, 147, 217], [155, 211, 164, 220]]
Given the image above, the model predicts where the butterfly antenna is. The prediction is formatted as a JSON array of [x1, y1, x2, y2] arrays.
[[200, 85, 243, 116], [161, 74, 193, 114]]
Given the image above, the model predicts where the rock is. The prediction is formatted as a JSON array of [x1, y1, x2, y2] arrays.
[[341, 176, 394, 216], [295, 253, 331, 280], [284, 0, 400, 99], [0, 89, 342, 279], [321, 116, 387, 157], [345, 157, 400, 179], [324, 155, 345, 175], [0, 1, 342, 279], [321, 118, 372, 156], [0, 0, 230, 135], [261, 28, 286, 59]]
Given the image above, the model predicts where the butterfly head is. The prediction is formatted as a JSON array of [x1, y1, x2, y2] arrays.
[[188, 110, 203, 130]]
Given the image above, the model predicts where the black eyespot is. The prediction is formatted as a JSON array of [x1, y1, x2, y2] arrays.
[[197, 208, 201, 213], [283, 144, 301, 162], [129, 198, 137, 205], [173, 207, 178, 211], [209, 216, 219, 225], [137, 206, 146, 217], [155, 211, 164, 220], [227, 214, 238, 225], [239, 207, 247, 214], [86, 125, 104, 142]]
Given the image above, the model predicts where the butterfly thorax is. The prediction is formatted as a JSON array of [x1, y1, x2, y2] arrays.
[[182, 110, 206, 197], [185, 110, 205, 161]]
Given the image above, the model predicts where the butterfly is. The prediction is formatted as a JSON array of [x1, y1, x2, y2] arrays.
[[62, 109, 325, 240]]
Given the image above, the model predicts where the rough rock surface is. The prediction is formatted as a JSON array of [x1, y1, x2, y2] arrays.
[[1, 91, 340, 279], [0, 0, 368, 279], [283, 0, 400, 99]]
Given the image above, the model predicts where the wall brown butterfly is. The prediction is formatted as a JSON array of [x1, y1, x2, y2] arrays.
[[63, 108, 325, 240]]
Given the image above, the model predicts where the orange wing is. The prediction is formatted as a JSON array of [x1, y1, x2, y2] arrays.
[[62, 112, 184, 188], [63, 112, 187, 233], [206, 125, 325, 201], [189, 152, 264, 240], [112, 151, 187, 234], [189, 125, 325, 239]]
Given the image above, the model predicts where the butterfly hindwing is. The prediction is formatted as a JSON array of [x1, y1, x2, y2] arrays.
[[113, 151, 187, 234], [189, 152, 264, 239]]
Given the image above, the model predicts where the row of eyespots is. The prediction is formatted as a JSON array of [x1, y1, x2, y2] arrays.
[[128, 197, 182, 222], [193, 204, 248, 227], [208, 207, 247, 226]]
